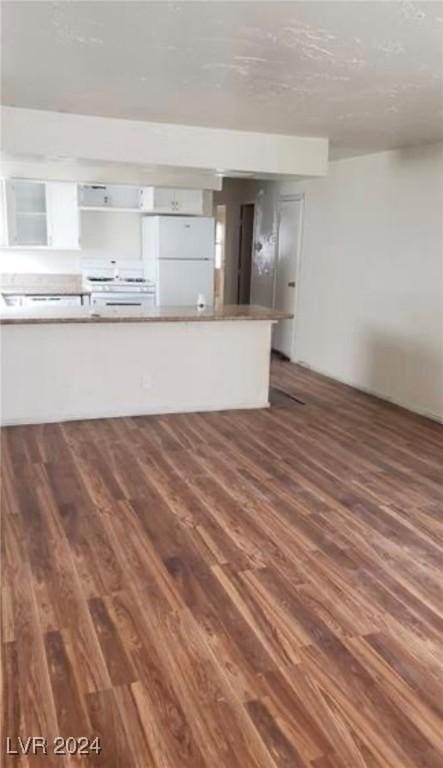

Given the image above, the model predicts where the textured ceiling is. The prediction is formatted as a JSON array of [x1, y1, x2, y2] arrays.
[[2, 1, 443, 158]]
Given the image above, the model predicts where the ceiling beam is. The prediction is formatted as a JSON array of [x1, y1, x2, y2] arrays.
[[1, 107, 329, 179]]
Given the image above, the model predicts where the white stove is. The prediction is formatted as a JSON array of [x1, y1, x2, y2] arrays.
[[82, 262, 156, 309]]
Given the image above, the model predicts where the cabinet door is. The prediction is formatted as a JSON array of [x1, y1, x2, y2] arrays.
[[5, 180, 48, 246], [174, 189, 204, 215], [46, 182, 80, 249], [152, 187, 176, 212], [140, 187, 175, 213], [78, 184, 109, 208], [141, 187, 205, 214]]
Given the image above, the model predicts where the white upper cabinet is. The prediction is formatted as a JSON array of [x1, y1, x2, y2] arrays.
[[3, 179, 80, 249], [174, 188, 205, 214], [46, 182, 80, 249], [140, 187, 175, 213], [140, 186, 204, 215], [5, 180, 48, 247], [78, 184, 140, 211]]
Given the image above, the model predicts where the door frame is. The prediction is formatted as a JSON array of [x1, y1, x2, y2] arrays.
[[237, 202, 255, 304], [272, 193, 305, 361]]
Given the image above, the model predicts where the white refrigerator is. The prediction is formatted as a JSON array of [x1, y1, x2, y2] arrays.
[[142, 216, 215, 306]]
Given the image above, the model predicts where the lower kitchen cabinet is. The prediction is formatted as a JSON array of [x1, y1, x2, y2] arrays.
[[3, 294, 84, 308]]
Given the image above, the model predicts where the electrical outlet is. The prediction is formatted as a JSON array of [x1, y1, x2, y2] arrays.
[[141, 374, 151, 390]]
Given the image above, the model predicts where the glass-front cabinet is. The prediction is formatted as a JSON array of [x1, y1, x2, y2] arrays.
[[2, 179, 80, 249], [6, 180, 48, 246]]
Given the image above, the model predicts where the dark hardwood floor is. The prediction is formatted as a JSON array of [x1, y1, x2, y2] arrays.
[[1, 360, 443, 767]]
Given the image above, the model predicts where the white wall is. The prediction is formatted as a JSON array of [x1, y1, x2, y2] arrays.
[[80, 211, 141, 264], [281, 143, 443, 421], [0, 249, 81, 275]]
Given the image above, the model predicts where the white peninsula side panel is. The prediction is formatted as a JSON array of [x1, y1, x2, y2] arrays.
[[1, 320, 273, 425]]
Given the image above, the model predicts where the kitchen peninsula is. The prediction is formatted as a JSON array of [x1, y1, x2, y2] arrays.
[[0, 305, 291, 425]]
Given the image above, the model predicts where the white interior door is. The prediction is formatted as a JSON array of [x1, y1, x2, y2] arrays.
[[272, 196, 303, 359]]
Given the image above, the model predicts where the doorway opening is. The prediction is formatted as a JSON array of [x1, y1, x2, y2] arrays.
[[237, 203, 255, 304]]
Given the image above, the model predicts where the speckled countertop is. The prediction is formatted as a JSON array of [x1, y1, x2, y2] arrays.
[[0, 304, 292, 325], [0, 273, 89, 295]]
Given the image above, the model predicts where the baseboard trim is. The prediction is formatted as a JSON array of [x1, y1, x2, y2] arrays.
[[0, 399, 271, 427], [293, 360, 443, 424]]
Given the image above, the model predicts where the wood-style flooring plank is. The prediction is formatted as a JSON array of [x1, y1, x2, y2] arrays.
[[1, 359, 442, 767]]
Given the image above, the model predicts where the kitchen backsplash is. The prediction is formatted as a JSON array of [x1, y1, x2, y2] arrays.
[[0, 209, 143, 275], [0, 249, 82, 274]]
